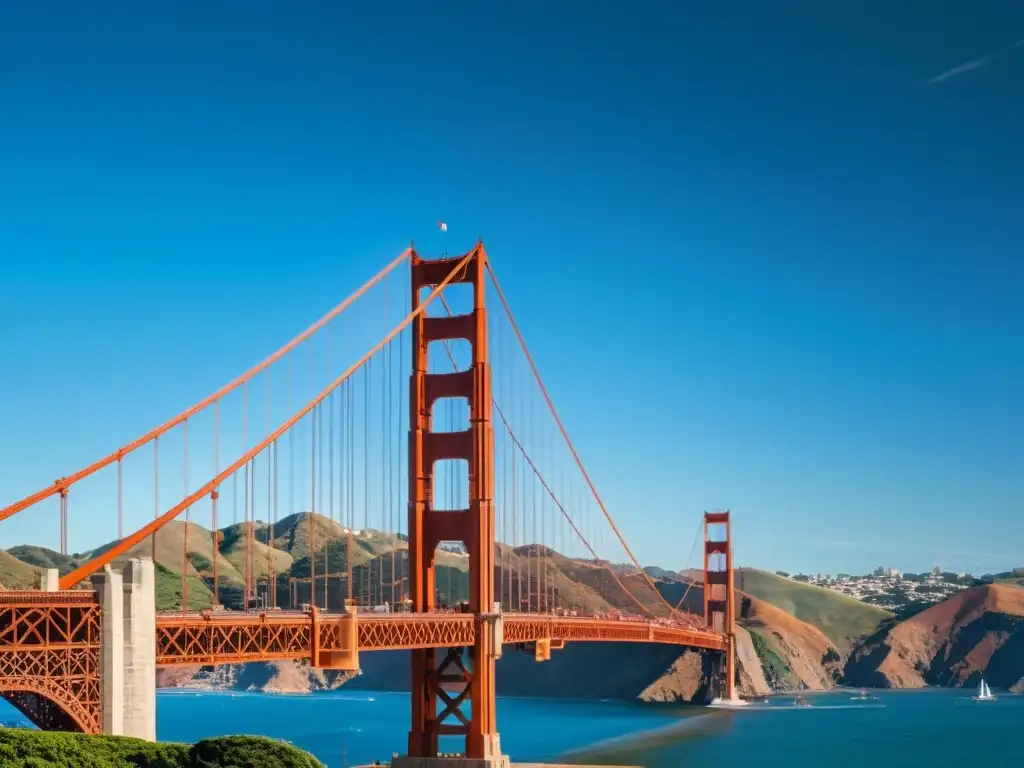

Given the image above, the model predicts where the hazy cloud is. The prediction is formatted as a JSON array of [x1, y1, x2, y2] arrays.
[[921, 38, 1024, 86]]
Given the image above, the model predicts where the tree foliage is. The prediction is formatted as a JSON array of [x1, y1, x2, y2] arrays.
[[0, 730, 324, 768]]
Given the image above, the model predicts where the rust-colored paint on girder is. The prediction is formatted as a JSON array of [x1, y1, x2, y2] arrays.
[[0, 592, 101, 733], [149, 611, 726, 667]]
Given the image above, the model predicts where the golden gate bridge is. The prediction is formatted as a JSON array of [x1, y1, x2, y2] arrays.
[[0, 243, 737, 765]]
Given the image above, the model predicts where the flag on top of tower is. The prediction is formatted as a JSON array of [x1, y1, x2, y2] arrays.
[[437, 219, 448, 232]]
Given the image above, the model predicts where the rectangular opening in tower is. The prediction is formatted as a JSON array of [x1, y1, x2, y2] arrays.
[[427, 337, 472, 375], [431, 397, 470, 433], [420, 283, 474, 318], [706, 521, 728, 543], [433, 543, 470, 606], [432, 458, 469, 512]]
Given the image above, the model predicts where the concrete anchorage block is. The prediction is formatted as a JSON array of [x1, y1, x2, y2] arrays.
[[122, 558, 156, 741], [91, 565, 124, 736], [90, 558, 157, 740]]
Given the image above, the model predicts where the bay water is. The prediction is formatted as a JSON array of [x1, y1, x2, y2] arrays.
[[155, 688, 1022, 767], [3, 688, 1019, 766]]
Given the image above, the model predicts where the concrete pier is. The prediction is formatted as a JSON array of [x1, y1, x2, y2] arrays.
[[40, 568, 59, 591], [90, 558, 157, 740], [91, 565, 125, 735], [122, 558, 156, 740]]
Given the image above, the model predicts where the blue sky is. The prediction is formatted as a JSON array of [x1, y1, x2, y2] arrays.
[[1, 2, 1021, 577]]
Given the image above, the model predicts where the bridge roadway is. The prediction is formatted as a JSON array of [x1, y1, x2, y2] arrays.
[[154, 609, 728, 667]]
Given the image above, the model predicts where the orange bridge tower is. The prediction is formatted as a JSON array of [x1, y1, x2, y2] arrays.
[[703, 509, 736, 701], [406, 244, 503, 762]]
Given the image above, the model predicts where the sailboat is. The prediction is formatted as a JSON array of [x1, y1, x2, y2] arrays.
[[973, 678, 996, 701]]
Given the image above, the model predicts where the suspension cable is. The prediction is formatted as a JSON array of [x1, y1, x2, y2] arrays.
[[485, 261, 685, 618], [0, 248, 412, 525], [671, 519, 705, 613], [436, 295, 657, 617], [59, 247, 474, 589]]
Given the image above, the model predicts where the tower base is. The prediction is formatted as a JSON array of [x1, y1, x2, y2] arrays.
[[707, 695, 751, 709], [390, 757, 510, 768], [390, 733, 508, 768]]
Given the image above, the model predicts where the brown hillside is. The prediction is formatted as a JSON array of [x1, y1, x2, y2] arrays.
[[0, 550, 42, 588], [155, 661, 354, 693], [845, 584, 1024, 689], [733, 626, 771, 695], [739, 594, 840, 690], [647, 580, 839, 692]]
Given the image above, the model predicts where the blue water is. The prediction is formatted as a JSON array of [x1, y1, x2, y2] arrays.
[[155, 689, 680, 765], [4, 688, 1022, 766], [154, 688, 1023, 767]]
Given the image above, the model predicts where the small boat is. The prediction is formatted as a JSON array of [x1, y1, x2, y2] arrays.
[[850, 689, 871, 701], [973, 678, 997, 701], [793, 694, 810, 707]]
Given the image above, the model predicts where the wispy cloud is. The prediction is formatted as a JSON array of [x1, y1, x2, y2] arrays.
[[921, 38, 1024, 86]]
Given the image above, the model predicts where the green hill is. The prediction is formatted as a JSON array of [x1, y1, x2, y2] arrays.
[[6, 544, 78, 575], [81, 520, 246, 589], [0, 511, 724, 618], [12, 513, 895, 639], [736, 567, 891, 650], [154, 562, 216, 611]]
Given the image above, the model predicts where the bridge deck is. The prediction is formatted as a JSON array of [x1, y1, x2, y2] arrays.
[[154, 611, 727, 666]]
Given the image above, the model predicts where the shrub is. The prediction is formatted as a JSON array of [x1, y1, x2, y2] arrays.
[[0, 730, 324, 768], [0, 729, 189, 768], [189, 736, 325, 767]]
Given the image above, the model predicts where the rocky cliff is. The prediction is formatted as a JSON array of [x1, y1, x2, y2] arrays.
[[844, 583, 1024, 689], [737, 594, 844, 690], [156, 662, 356, 693]]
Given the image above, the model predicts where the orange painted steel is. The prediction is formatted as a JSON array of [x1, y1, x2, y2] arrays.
[[502, 614, 727, 651], [703, 509, 736, 699], [407, 244, 498, 759], [0, 242, 738, 739], [151, 611, 726, 666], [0, 249, 411, 528], [156, 611, 316, 667], [0, 597, 727, 737], [59, 247, 474, 590], [359, 614, 476, 650], [0, 591, 101, 733]]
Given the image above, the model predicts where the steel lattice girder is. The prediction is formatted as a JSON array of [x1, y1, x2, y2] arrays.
[[156, 613, 315, 665], [0, 593, 101, 733], [0, 595, 727, 733], [358, 615, 476, 649], [502, 615, 729, 652], [152, 611, 726, 665]]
